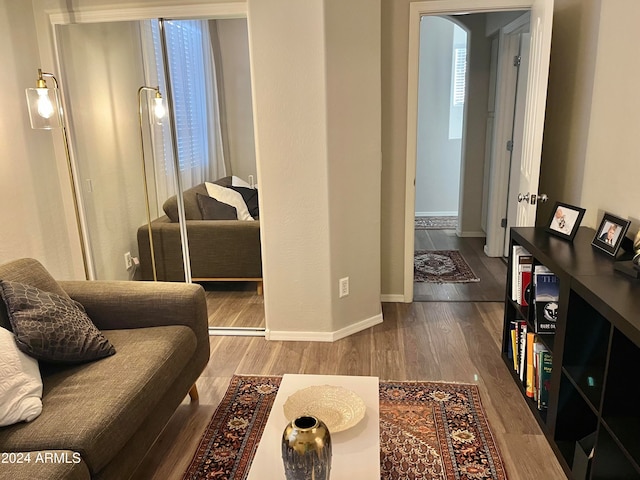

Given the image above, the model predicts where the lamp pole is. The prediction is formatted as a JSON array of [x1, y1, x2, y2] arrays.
[[137, 86, 162, 281]]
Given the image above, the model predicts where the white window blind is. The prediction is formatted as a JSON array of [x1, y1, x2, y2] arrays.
[[140, 18, 225, 208], [453, 47, 467, 106], [153, 20, 209, 178]]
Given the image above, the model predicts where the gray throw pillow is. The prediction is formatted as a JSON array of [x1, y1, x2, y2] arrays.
[[196, 193, 238, 220], [0, 280, 115, 364]]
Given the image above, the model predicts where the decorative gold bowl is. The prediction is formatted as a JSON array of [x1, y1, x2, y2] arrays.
[[283, 385, 366, 433]]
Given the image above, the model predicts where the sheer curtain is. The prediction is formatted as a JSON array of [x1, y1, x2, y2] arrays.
[[140, 19, 226, 212]]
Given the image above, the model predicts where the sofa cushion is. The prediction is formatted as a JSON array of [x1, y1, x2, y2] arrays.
[[205, 181, 254, 221], [0, 280, 115, 364], [162, 183, 209, 222], [228, 186, 259, 218], [0, 325, 197, 475], [196, 193, 237, 220], [0, 327, 43, 426]]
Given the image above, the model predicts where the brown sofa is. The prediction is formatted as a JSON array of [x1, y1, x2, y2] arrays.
[[137, 181, 262, 291], [0, 258, 210, 480]]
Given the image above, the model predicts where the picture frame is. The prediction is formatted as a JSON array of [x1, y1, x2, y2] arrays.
[[546, 202, 586, 241], [591, 212, 630, 257]]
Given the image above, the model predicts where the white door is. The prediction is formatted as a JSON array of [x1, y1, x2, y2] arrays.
[[515, 0, 554, 226]]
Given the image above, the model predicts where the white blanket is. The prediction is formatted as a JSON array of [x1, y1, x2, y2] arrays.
[[0, 327, 43, 427]]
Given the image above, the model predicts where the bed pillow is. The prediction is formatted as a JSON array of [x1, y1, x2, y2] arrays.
[[196, 193, 237, 220], [0, 280, 116, 364], [228, 186, 259, 218], [0, 327, 43, 427], [205, 181, 254, 221]]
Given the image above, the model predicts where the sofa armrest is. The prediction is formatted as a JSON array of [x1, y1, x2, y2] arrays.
[[58, 280, 208, 340]]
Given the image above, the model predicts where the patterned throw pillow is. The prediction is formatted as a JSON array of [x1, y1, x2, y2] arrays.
[[0, 280, 115, 363]]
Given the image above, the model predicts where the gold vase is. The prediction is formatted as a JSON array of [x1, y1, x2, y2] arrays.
[[281, 415, 332, 480]]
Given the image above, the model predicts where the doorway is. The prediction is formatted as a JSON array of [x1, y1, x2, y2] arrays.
[[415, 16, 466, 227], [404, 0, 554, 302]]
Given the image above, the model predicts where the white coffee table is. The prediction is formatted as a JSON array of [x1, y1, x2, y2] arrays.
[[247, 374, 380, 479]]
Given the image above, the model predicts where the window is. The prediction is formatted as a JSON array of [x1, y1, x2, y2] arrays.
[[141, 18, 224, 207], [452, 47, 467, 107], [448, 24, 467, 140]]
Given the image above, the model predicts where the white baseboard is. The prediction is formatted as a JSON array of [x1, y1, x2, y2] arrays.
[[266, 312, 383, 342], [456, 230, 486, 238], [381, 294, 405, 303], [415, 211, 458, 217]]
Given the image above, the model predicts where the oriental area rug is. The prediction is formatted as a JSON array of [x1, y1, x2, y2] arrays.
[[182, 375, 507, 480], [414, 250, 480, 284], [415, 216, 458, 230]]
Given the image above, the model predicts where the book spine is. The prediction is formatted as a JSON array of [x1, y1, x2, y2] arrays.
[[539, 351, 552, 409], [519, 322, 527, 382], [526, 332, 536, 398]]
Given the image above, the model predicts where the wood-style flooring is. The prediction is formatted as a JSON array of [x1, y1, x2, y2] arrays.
[[199, 281, 265, 329], [131, 300, 567, 479], [201, 232, 506, 329], [414, 230, 507, 302]]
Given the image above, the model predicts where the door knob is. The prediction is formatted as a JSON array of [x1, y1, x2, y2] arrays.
[[518, 193, 530, 203], [538, 194, 549, 203]]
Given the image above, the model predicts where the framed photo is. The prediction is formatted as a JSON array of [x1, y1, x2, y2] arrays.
[[591, 212, 630, 256], [546, 202, 585, 241]]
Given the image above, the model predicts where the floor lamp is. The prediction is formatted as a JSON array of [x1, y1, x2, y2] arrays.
[[137, 86, 166, 281], [25, 69, 90, 280]]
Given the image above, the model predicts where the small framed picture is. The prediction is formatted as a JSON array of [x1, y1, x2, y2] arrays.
[[546, 202, 585, 241], [591, 212, 630, 256]]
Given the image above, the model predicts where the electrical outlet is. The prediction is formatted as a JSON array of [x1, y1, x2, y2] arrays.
[[124, 252, 133, 270], [339, 277, 349, 298]]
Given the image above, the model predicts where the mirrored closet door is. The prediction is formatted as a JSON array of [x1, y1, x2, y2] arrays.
[[56, 16, 264, 333]]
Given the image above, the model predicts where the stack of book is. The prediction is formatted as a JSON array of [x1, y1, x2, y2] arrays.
[[507, 324, 552, 410]]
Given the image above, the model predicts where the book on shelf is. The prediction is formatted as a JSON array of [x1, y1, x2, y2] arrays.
[[533, 266, 559, 333], [518, 322, 527, 382], [532, 340, 547, 404], [511, 246, 532, 304], [510, 322, 518, 371], [520, 261, 533, 306], [509, 320, 527, 375], [526, 332, 536, 398], [538, 350, 552, 410]]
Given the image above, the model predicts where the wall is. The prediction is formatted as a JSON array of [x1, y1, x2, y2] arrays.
[[249, 0, 382, 337], [325, 0, 382, 332], [215, 18, 256, 182], [537, 0, 599, 226], [577, 0, 640, 229], [485, 10, 525, 36], [248, 0, 333, 335], [0, 1, 82, 279], [456, 14, 491, 237], [58, 21, 147, 280], [539, 0, 640, 235], [415, 16, 462, 217]]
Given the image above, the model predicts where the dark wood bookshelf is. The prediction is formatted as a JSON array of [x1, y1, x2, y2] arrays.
[[503, 227, 640, 479]]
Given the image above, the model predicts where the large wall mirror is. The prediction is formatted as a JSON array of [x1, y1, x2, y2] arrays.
[[55, 13, 263, 332]]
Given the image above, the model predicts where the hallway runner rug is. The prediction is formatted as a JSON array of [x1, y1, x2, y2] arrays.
[[415, 216, 458, 230], [182, 375, 508, 480], [415, 250, 480, 283]]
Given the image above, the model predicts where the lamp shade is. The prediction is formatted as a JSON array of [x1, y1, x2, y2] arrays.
[[25, 87, 62, 129]]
